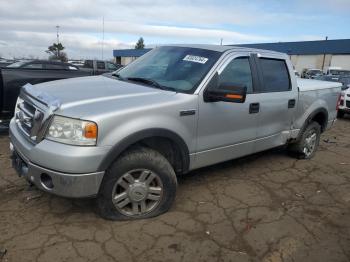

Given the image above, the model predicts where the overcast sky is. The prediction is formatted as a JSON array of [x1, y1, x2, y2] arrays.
[[0, 0, 349, 60]]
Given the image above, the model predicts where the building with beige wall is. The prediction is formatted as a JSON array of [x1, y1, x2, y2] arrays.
[[237, 39, 350, 74], [113, 39, 350, 74]]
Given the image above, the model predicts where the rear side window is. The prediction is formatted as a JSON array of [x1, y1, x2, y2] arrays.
[[84, 60, 93, 68], [259, 58, 291, 92], [219, 57, 253, 93], [97, 61, 105, 69]]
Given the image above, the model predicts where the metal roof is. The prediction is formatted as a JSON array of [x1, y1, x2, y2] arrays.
[[235, 39, 350, 55], [113, 39, 350, 57]]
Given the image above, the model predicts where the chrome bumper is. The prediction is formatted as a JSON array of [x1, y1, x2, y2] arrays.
[[10, 141, 104, 198]]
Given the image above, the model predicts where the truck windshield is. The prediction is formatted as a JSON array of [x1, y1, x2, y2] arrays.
[[115, 46, 221, 93]]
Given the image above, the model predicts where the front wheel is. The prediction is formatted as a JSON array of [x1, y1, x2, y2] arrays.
[[288, 121, 321, 159], [97, 147, 177, 220]]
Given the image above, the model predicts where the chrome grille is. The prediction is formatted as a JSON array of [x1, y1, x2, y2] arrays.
[[15, 99, 44, 142]]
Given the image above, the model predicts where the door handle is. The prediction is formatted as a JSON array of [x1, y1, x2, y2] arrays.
[[288, 99, 296, 109], [249, 103, 260, 114]]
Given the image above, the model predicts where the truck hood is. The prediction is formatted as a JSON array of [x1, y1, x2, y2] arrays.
[[32, 75, 171, 105], [27, 75, 178, 117]]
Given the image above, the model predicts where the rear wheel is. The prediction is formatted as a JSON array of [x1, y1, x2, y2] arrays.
[[288, 121, 321, 159], [97, 147, 177, 220]]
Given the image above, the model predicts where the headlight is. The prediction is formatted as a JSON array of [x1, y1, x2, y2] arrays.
[[14, 97, 24, 115], [45, 115, 98, 146]]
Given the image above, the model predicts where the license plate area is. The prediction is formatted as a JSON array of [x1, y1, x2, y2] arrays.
[[11, 151, 28, 178]]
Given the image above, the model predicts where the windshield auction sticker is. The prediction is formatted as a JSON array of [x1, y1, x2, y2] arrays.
[[183, 55, 208, 64]]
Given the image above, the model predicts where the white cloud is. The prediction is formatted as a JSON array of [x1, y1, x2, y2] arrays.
[[0, 0, 330, 59]]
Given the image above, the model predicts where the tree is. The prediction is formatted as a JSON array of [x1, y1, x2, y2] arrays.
[[135, 37, 145, 49], [46, 43, 68, 62]]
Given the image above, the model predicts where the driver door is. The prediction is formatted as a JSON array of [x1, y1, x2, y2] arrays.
[[193, 53, 259, 169]]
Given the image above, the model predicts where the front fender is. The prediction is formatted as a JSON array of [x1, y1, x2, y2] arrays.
[[98, 128, 190, 172]]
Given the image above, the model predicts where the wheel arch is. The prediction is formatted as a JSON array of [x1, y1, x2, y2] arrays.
[[297, 107, 328, 141], [98, 128, 190, 174]]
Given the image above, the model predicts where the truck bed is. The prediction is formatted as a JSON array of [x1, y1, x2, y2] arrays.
[[297, 78, 342, 92], [295, 78, 342, 131]]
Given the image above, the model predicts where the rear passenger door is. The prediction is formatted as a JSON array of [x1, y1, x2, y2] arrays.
[[253, 55, 298, 152]]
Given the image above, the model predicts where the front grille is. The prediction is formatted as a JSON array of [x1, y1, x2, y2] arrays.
[[15, 99, 44, 142], [346, 101, 350, 108]]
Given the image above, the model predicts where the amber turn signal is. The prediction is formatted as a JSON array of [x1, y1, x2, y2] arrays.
[[84, 122, 98, 139], [225, 94, 243, 99]]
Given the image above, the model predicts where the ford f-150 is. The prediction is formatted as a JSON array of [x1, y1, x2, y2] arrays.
[[8, 45, 342, 220]]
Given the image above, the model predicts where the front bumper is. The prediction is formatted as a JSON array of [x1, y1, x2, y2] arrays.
[[338, 97, 350, 112], [10, 143, 104, 198], [9, 119, 109, 198], [338, 104, 350, 113]]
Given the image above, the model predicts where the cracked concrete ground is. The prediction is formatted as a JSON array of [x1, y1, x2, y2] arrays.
[[1, 119, 350, 262]]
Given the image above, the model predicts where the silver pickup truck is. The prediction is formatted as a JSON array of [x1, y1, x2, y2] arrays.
[[9, 45, 342, 220]]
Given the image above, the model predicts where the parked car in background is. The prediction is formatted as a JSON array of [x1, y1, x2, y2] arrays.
[[338, 85, 350, 118], [0, 58, 15, 68], [68, 60, 85, 68], [9, 45, 341, 220], [327, 69, 350, 76], [80, 60, 123, 75], [0, 60, 90, 117], [302, 69, 323, 79], [324, 66, 342, 75], [6, 60, 80, 70], [316, 74, 350, 90]]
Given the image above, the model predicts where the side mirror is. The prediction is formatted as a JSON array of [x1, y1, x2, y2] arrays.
[[204, 82, 247, 103]]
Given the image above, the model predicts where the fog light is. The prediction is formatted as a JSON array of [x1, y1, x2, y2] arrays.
[[41, 173, 54, 189]]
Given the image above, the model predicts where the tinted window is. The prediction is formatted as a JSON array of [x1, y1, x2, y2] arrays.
[[260, 58, 290, 92], [84, 60, 93, 68], [107, 62, 117, 70], [6, 61, 28, 68], [218, 57, 253, 93], [97, 61, 105, 69]]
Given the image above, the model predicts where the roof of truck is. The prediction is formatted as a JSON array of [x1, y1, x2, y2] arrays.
[[113, 44, 285, 57], [165, 44, 284, 55]]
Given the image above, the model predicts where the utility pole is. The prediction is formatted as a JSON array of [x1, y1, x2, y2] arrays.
[[56, 25, 60, 57], [102, 16, 105, 60], [321, 36, 328, 72]]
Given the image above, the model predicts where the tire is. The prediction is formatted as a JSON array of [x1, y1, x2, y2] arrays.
[[337, 110, 345, 118], [97, 147, 177, 220], [288, 121, 321, 159]]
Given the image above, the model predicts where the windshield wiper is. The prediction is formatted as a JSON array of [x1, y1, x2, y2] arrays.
[[126, 77, 177, 92], [112, 72, 124, 79]]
